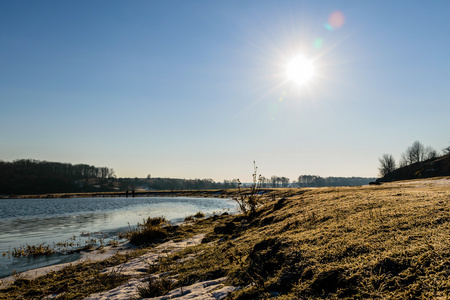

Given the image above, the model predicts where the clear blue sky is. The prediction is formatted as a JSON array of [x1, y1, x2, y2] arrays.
[[1, 1, 449, 182]]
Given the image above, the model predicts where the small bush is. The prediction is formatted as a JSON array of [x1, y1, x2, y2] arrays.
[[194, 211, 205, 218], [144, 216, 166, 226], [125, 217, 168, 245]]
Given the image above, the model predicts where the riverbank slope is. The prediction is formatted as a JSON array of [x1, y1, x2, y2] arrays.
[[2, 178, 450, 299]]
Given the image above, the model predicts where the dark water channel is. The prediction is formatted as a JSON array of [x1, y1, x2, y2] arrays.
[[0, 196, 236, 278]]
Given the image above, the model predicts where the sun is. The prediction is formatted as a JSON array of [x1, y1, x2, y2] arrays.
[[286, 54, 315, 86]]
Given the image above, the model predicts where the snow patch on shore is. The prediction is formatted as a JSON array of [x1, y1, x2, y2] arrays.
[[84, 277, 146, 300], [84, 234, 239, 300], [144, 277, 238, 300], [101, 234, 206, 276], [85, 277, 238, 300]]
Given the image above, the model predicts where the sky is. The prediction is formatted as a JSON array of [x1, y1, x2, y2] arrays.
[[1, 1, 450, 182]]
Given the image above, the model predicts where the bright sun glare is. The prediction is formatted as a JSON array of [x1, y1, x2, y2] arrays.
[[286, 54, 315, 87]]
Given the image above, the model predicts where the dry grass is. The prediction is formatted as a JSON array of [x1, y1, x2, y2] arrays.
[[3, 178, 450, 299], [136, 276, 175, 298], [147, 178, 450, 299], [0, 251, 145, 300], [221, 178, 450, 299]]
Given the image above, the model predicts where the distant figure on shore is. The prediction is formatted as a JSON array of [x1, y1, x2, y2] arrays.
[[132, 189, 135, 197], [126, 190, 129, 198]]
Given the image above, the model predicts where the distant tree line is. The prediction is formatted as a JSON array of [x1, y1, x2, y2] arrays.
[[378, 141, 449, 178], [0, 158, 379, 195], [134, 175, 374, 190], [0, 159, 115, 195], [118, 177, 240, 191], [0, 159, 115, 179], [258, 176, 291, 188], [293, 175, 376, 187], [0, 159, 243, 195], [253, 175, 375, 188]]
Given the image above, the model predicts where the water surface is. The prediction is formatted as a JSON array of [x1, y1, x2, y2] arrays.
[[0, 196, 236, 278]]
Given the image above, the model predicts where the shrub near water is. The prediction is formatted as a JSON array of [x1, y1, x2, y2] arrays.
[[125, 217, 168, 245], [194, 211, 205, 218]]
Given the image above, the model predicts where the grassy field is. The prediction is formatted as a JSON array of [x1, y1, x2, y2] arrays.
[[2, 178, 450, 299]]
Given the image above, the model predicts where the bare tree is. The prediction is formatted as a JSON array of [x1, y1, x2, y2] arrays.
[[270, 175, 278, 188], [424, 146, 439, 160], [410, 141, 426, 163], [259, 176, 270, 188], [400, 141, 427, 166], [399, 151, 412, 167], [443, 142, 450, 155], [280, 177, 290, 187], [378, 154, 396, 177]]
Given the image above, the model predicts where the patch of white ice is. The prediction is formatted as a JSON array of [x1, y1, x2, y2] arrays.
[[101, 234, 206, 276], [84, 277, 146, 300], [144, 277, 238, 300]]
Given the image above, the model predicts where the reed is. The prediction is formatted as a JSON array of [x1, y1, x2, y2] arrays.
[[3, 243, 55, 258]]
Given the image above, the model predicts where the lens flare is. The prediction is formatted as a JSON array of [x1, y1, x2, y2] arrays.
[[329, 11, 345, 28], [286, 54, 315, 86], [325, 10, 345, 31], [314, 38, 324, 49]]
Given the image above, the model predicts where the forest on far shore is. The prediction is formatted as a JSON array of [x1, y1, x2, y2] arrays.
[[0, 159, 376, 196]]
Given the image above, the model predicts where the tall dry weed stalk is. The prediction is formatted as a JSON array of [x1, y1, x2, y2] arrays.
[[233, 161, 263, 216]]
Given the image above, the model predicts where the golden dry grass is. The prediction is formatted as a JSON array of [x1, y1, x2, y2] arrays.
[[2, 178, 450, 299], [222, 178, 450, 299]]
